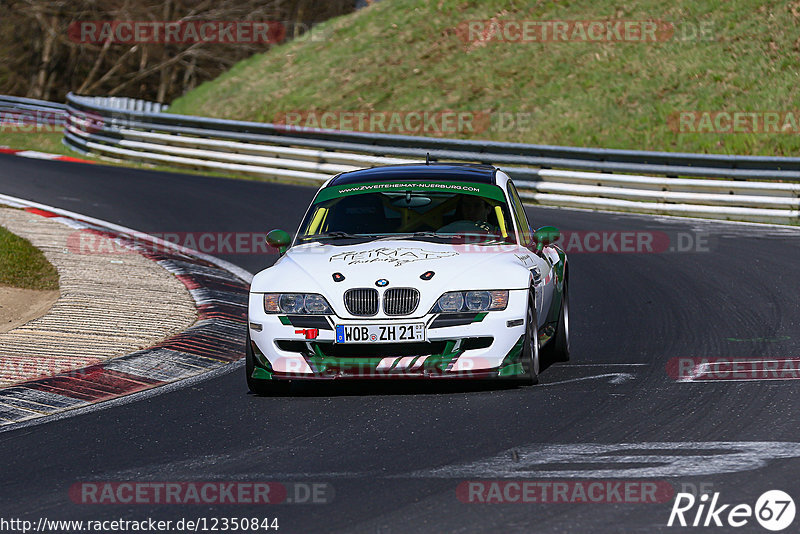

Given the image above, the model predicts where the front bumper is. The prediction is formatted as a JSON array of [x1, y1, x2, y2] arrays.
[[247, 289, 529, 380]]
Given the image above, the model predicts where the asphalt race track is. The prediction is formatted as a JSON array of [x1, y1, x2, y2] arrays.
[[1, 154, 800, 532]]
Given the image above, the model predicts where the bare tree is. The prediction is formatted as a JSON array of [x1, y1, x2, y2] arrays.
[[0, 0, 354, 103]]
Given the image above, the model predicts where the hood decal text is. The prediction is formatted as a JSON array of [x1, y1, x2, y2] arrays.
[[329, 247, 458, 267]]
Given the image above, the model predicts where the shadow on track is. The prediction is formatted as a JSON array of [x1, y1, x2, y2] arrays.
[[245, 379, 527, 397]]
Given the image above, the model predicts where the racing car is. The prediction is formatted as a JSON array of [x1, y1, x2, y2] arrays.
[[246, 163, 569, 393]]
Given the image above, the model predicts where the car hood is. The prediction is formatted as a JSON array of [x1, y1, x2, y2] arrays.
[[251, 239, 537, 316]]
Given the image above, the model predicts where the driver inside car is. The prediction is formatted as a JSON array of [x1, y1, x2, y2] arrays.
[[437, 195, 499, 234]]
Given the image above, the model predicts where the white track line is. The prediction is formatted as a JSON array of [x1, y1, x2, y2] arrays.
[[541, 373, 635, 386]]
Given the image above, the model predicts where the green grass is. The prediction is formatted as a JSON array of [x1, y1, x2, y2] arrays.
[[0, 132, 79, 157], [168, 0, 800, 157], [0, 225, 59, 290]]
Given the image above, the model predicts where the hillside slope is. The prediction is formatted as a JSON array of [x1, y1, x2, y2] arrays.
[[169, 0, 800, 156]]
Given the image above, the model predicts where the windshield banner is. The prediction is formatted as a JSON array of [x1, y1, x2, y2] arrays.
[[314, 181, 506, 203]]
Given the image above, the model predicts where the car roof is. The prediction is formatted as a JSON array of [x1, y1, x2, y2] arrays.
[[327, 163, 498, 186]]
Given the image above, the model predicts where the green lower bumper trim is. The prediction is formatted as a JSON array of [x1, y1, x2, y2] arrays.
[[251, 367, 273, 380], [496, 335, 526, 377], [251, 341, 275, 380], [497, 363, 525, 377]]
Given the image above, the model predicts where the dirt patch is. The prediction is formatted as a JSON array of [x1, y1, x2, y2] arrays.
[[0, 286, 59, 333]]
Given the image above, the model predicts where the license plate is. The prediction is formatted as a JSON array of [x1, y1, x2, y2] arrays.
[[335, 323, 425, 344]]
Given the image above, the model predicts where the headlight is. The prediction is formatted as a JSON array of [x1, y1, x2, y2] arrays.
[[465, 291, 491, 311], [431, 290, 508, 313], [303, 294, 330, 313], [279, 294, 305, 314], [263, 293, 332, 314], [438, 292, 464, 312]]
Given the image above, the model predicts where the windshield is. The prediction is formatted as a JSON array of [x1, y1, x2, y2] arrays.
[[296, 186, 516, 245]]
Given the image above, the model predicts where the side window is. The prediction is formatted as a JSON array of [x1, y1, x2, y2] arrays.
[[507, 181, 534, 247]]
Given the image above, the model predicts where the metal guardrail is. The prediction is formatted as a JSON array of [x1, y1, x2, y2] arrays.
[[3, 93, 799, 224], [72, 96, 168, 114], [0, 95, 66, 112], [63, 93, 800, 225], [63, 93, 800, 180], [0, 96, 67, 128], [0, 95, 162, 129]]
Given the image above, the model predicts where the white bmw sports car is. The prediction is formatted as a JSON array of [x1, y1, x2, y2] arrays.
[[246, 163, 569, 393]]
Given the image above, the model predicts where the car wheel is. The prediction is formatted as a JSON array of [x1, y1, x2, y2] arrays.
[[520, 287, 540, 385], [543, 277, 570, 363], [246, 330, 291, 395]]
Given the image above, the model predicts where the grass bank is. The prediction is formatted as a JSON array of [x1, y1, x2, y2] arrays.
[[0, 224, 59, 290], [169, 0, 800, 157]]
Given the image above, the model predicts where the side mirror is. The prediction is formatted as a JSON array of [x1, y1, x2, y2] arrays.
[[533, 226, 560, 252], [266, 229, 291, 255]]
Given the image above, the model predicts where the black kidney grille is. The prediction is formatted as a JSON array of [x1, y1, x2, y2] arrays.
[[383, 288, 420, 316], [344, 288, 379, 316]]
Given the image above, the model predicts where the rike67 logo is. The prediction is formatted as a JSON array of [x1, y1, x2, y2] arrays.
[[668, 490, 795, 531]]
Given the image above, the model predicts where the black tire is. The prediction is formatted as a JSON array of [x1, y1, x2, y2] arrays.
[[542, 277, 570, 363], [246, 330, 291, 395], [520, 288, 540, 386]]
